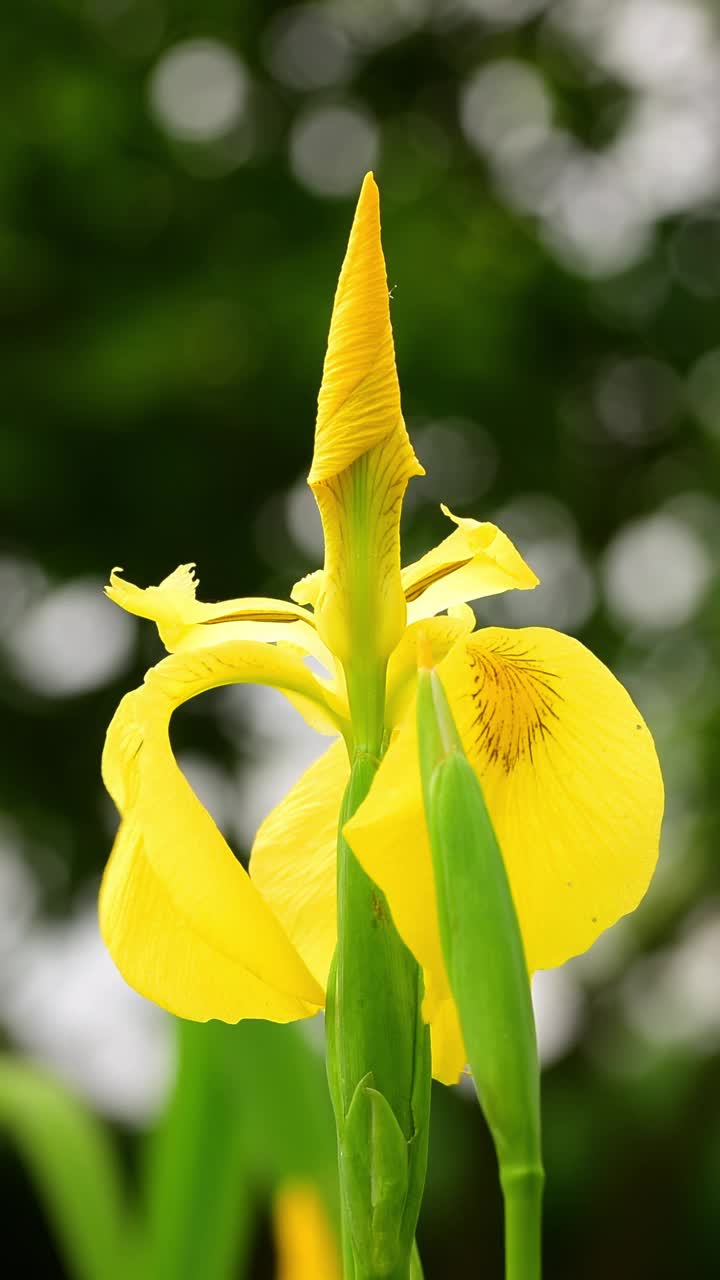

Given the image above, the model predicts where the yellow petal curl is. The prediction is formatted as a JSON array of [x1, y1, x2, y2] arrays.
[[100, 641, 336, 1023], [345, 626, 664, 1082], [106, 565, 331, 667], [308, 173, 423, 665], [401, 505, 539, 624], [250, 739, 349, 989]]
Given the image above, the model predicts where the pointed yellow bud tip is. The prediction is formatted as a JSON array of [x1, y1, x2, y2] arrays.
[[307, 169, 423, 665], [309, 169, 414, 487], [353, 168, 376, 216]]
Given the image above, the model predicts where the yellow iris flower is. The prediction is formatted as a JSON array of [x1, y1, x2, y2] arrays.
[[100, 174, 663, 1085]]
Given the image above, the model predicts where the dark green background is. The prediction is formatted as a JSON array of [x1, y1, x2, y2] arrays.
[[2, 0, 720, 1275]]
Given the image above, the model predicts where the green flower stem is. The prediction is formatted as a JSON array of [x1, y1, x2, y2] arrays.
[[503, 1169, 544, 1280], [327, 742, 431, 1280], [345, 662, 387, 759]]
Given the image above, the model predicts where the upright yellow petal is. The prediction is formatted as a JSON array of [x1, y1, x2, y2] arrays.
[[273, 1183, 340, 1280], [401, 506, 538, 624], [308, 173, 423, 670], [384, 607, 476, 730], [106, 566, 332, 668], [250, 739, 349, 988], [100, 642, 333, 1023], [345, 626, 663, 1081]]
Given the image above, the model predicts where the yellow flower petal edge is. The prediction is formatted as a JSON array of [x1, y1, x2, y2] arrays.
[[308, 173, 424, 668], [402, 505, 539, 624], [250, 738, 349, 989], [345, 626, 664, 1081], [107, 565, 331, 667], [100, 641, 340, 1023], [273, 1183, 341, 1280]]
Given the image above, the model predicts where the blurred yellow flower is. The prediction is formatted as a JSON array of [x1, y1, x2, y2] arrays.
[[273, 1183, 340, 1280], [100, 174, 663, 1083]]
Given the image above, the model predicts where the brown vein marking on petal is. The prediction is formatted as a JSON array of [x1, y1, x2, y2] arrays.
[[404, 557, 474, 602], [203, 610, 316, 627], [467, 637, 563, 774]]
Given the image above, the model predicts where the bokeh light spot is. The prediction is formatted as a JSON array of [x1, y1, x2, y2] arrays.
[[532, 967, 584, 1067], [603, 512, 712, 629], [459, 60, 551, 161], [286, 479, 324, 559], [264, 6, 354, 91], [687, 348, 720, 436], [593, 357, 680, 445], [4, 580, 136, 697], [484, 496, 596, 633], [289, 103, 379, 197], [332, 0, 432, 48], [149, 39, 248, 142], [413, 419, 497, 505], [622, 910, 720, 1050]]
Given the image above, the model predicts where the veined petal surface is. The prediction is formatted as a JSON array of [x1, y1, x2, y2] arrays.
[[100, 642, 335, 1023], [250, 738, 349, 989], [345, 626, 663, 1082], [402, 506, 538, 624]]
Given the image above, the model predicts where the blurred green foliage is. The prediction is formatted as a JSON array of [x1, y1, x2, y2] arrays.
[[2, 0, 720, 1276]]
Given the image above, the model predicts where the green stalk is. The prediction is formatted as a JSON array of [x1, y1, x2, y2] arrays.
[[326, 715, 431, 1280], [503, 1170, 544, 1280]]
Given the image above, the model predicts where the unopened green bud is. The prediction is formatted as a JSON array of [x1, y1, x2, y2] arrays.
[[342, 1073, 409, 1272], [416, 663, 542, 1177]]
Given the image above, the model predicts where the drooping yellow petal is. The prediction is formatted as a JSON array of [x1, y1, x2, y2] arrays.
[[106, 566, 332, 667], [401, 505, 539, 624], [273, 1183, 340, 1280], [345, 626, 663, 1082], [100, 641, 336, 1023], [308, 173, 423, 668], [250, 739, 349, 989]]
